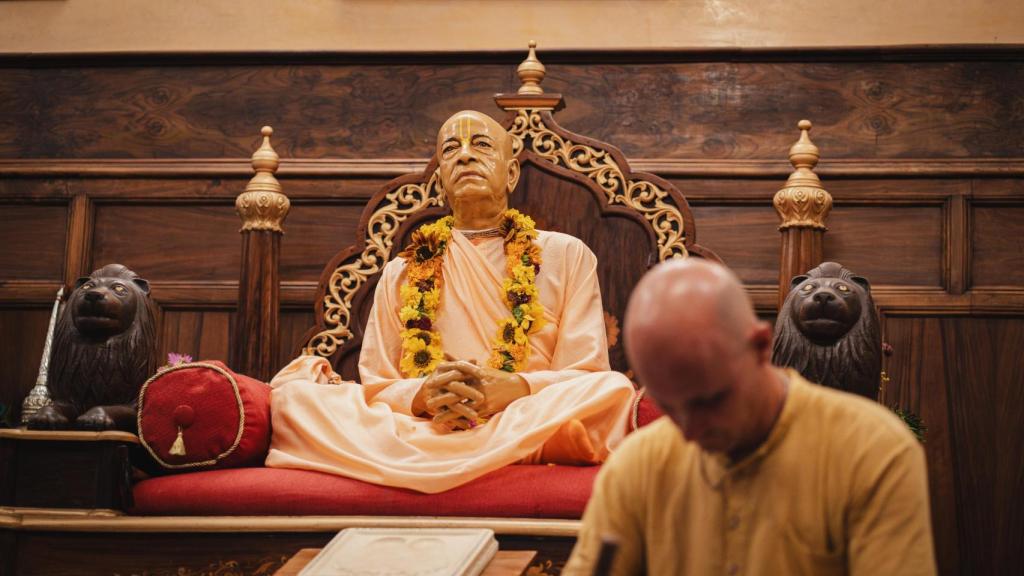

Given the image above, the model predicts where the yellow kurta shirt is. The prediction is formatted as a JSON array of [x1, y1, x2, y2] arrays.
[[565, 371, 937, 576]]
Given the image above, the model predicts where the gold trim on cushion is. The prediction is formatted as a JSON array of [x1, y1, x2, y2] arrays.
[[629, 387, 646, 432], [137, 362, 246, 470]]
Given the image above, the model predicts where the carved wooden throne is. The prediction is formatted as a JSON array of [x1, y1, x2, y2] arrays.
[[299, 45, 718, 382]]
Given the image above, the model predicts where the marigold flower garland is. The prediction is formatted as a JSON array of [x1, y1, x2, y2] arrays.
[[397, 209, 546, 378]]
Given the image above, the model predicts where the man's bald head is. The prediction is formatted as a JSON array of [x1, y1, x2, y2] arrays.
[[624, 258, 779, 456], [625, 259, 757, 360]]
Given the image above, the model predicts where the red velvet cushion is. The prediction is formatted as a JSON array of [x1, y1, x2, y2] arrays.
[[138, 361, 272, 472], [131, 465, 599, 518], [629, 387, 664, 432]]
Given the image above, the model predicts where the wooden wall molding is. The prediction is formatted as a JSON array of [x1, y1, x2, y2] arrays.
[[3, 157, 1024, 179]]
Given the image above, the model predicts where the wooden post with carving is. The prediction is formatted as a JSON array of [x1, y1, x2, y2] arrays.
[[231, 126, 290, 380], [773, 120, 833, 311]]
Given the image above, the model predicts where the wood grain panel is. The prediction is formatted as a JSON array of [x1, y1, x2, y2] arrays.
[[1, 60, 1022, 160], [882, 315, 1024, 576], [971, 203, 1024, 288], [689, 205, 779, 285], [881, 316, 960, 576], [159, 309, 232, 365], [280, 203, 364, 282], [0, 308, 51, 425], [0, 64, 512, 160], [825, 205, 943, 286], [91, 203, 240, 282], [280, 309, 316, 370], [0, 204, 67, 281], [943, 317, 1024, 576]]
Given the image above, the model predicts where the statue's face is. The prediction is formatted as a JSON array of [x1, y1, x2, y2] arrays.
[[436, 111, 519, 219]]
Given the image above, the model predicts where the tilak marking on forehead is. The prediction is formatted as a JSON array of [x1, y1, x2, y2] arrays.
[[457, 116, 471, 147]]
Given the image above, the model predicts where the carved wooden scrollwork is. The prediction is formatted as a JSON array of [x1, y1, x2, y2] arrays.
[[303, 170, 445, 356], [508, 109, 688, 260]]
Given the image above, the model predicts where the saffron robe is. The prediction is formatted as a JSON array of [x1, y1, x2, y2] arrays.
[[265, 229, 635, 493]]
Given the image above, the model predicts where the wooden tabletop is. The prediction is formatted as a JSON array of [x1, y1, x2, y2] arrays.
[[274, 548, 537, 576]]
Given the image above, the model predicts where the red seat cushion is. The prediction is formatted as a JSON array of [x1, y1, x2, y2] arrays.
[[131, 465, 599, 519]]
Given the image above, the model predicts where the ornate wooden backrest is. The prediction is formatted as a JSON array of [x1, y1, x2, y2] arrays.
[[299, 44, 718, 380]]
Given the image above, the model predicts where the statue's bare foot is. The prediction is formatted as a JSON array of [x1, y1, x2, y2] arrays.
[[26, 405, 72, 430], [75, 406, 117, 431]]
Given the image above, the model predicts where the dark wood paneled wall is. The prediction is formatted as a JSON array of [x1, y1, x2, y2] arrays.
[[1, 50, 1022, 576]]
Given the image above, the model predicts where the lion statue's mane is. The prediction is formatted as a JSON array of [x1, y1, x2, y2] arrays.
[[772, 262, 881, 399], [42, 263, 157, 429]]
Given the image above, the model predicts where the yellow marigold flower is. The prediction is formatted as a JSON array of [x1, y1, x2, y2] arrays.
[[399, 306, 420, 324], [400, 284, 422, 305], [421, 288, 441, 310]]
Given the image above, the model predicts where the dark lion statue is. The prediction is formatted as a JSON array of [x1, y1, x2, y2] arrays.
[[27, 264, 157, 432], [772, 262, 881, 399]]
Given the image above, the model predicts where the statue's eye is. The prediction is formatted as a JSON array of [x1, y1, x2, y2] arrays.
[[836, 284, 849, 292], [81, 282, 95, 290], [800, 284, 814, 292], [113, 284, 128, 295]]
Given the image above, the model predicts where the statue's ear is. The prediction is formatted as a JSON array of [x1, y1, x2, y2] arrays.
[[790, 274, 809, 290], [74, 276, 91, 289], [507, 157, 521, 195], [851, 275, 871, 291], [133, 278, 151, 295]]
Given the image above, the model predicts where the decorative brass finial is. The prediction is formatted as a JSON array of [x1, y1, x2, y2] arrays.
[[236, 125, 290, 233], [773, 119, 832, 230], [517, 40, 546, 95]]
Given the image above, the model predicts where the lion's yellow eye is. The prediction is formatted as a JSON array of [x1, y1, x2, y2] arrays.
[[113, 284, 127, 295], [82, 282, 95, 290], [801, 284, 813, 292], [836, 284, 849, 292]]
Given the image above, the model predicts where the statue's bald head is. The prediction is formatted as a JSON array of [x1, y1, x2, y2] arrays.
[[435, 111, 520, 228], [624, 258, 777, 455]]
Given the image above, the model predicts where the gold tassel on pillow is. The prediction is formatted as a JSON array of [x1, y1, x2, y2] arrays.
[[169, 425, 186, 456]]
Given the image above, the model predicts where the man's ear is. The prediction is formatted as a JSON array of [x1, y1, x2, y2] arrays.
[[750, 320, 774, 365], [507, 158, 521, 194]]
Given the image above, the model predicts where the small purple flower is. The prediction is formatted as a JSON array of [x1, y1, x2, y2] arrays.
[[167, 352, 193, 366]]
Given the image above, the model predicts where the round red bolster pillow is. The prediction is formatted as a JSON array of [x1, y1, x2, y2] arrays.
[[138, 360, 272, 472], [629, 387, 665, 433]]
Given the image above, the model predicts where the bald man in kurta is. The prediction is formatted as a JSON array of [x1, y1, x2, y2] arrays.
[[565, 260, 936, 575], [265, 111, 635, 493]]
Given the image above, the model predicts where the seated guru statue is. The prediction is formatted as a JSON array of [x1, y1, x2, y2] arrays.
[[266, 111, 636, 493]]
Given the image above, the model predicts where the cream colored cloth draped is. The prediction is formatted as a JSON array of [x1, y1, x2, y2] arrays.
[[265, 230, 635, 493]]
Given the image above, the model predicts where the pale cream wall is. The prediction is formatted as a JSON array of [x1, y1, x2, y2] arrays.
[[0, 0, 1021, 54]]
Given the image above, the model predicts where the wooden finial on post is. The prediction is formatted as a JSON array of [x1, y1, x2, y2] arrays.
[[495, 40, 564, 112], [517, 40, 546, 95], [231, 126, 290, 380], [773, 120, 833, 310]]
